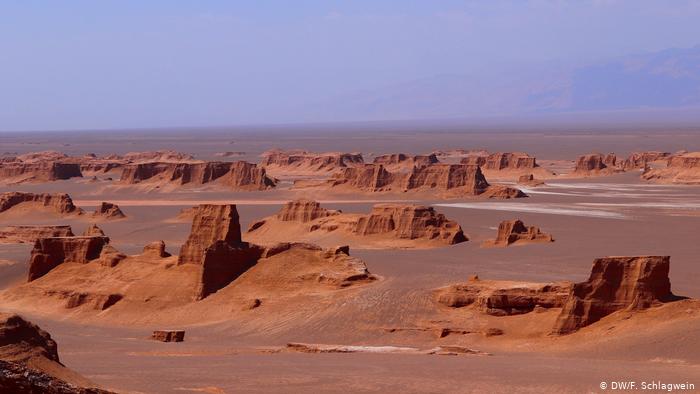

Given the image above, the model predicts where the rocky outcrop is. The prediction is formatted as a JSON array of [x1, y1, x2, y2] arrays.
[[82, 224, 105, 236], [573, 153, 621, 175], [0, 313, 59, 364], [517, 174, 545, 187], [261, 150, 364, 174], [552, 256, 676, 334], [436, 279, 572, 316], [143, 240, 171, 258], [91, 202, 125, 220], [151, 330, 185, 342], [0, 162, 82, 183], [276, 199, 341, 222], [622, 151, 671, 170], [0, 192, 82, 216], [121, 150, 195, 163], [353, 204, 468, 244], [120, 160, 275, 190], [482, 220, 554, 247], [331, 164, 395, 191], [460, 152, 537, 170], [642, 152, 700, 184], [0, 225, 74, 244], [27, 236, 109, 281], [247, 200, 468, 248], [372, 153, 439, 169]]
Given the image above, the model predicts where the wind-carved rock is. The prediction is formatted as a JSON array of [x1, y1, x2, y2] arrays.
[[261, 150, 364, 174], [573, 153, 621, 175], [178, 204, 263, 300], [276, 199, 341, 223], [460, 152, 537, 170], [0, 226, 74, 244], [0, 192, 83, 216], [82, 224, 105, 237], [0, 157, 82, 183], [482, 220, 553, 247], [27, 236, 109, 281], [642, 152, 700, 184], [143, 241, 171, 258], [552, 256, 676, 334], [622, 151, 671, 170], [120, 161, 276, 190], [91, 202, 125, 220], [372, 153, 439, 170]]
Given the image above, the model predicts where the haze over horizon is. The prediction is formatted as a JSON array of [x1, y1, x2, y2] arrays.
[[2, 1, 700, 132]]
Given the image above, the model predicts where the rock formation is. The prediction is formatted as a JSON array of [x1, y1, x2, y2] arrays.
[[482, 220, 554, 247], [621, 151, 671, 170], [82, 224, 105, 236], [0, 192, 83, 216], [261, 150, 364, 175], [372, 153, 439, 170], [552, 256, 676, 334], [120, 160, 276, 190], [143, 240, 171, 258], [27, 236, 109, 281], [151, 330, 185, 342], [573, 153, 622, 175], [436, 280, 572, 316], [642, 152, 700, 184], [0, 225, 74, 244], [460, 152, 537, 170], [91, 202, 126, 220], [517, 174, 545, 187], [0, 156, 82, 183], [327, 163, 526, 198], [247, 200, 468, 248]]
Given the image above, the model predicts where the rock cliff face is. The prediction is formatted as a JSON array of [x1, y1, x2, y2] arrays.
[[353, 204, 468, 244], [91, 202, 126, 219], [143, 240, 171, 258], [642, 152, 700, 184], [0, 192, 83, 216], [482, 220, 554, 247], [517, 174, 545, 187], [573, 153, 621, 175], [328, 163, 525, 198], [0, 313, 59, 363], [622, 151, 671, 170], [27, 236, 109, 281], [0, 225, 74, 244], [120, 160, 275, 190], [552, 256, 675, 334], [276, 199, 341, 222], [261, 150, 364, 174], [460, 152, 537, 170], [82, 224, 105, 236], [247, 200, 468, 248], [372, 153, 439, 169], [436, 280, 572, 316], [0, 162, 82, 183]]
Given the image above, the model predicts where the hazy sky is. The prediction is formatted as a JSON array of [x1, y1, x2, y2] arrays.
[[1, 1, 700, 131]]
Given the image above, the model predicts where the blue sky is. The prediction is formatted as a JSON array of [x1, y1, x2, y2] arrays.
[[1, 1, 700, 131]]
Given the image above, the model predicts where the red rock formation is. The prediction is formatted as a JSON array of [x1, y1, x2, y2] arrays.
[[482, 220, 553, 247], [0, 192, 82, 216], [178, 204, 243, 266], [0, 161, 82, 183], [276, 199, 340, 222], [0, 313, 59, 363], [122, 150, 194, 162], [353, 204, 468, 244], [91, 202, 125, 219], [27, 236, 109, 281], [436, 280, 571, 316], [517, 174, 545, 187], [151, 330, 185, 342], [372, 153, 439, 169], [120, 160, 275, 190], [552, 256, 675, 334], [331, 164, 395, 191], [402, 164, 491, 194], [573, 153, 621, 175], [143, 240, 171, 258], [622, 151, 671, 170], [641, 152, 700, 183], [82, 224, 105, 236], [0, 225, 74, 244], [460, 152, 537, 170], [196, 240, 263, 299], [261, 150, 364, 173]]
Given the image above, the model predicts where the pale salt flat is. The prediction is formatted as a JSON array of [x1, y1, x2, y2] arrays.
[[435, 202, 627, 219]]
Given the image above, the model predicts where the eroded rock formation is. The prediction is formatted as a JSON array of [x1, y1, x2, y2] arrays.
[[261, 150, 364, 174], [622, 151, 672, 170], [28, 236, 109, 281], [120, 160, 275, 190], [573, 153, 621, 175], [0, 192, 83, 216], [642, 152, 700, 184], [143, 241, 171, 258], [372, 153, 439, 170], [247, 200, 468, 248], [82, 224, 105, 236], [460, 152, 537, 170], [552, 256, 675, 334], [0, 225, 74, 244], [91, 202, 125, 220], [482, 220, 554, 247], [517, 174, 545, 187], [0, 153, 83, 183]]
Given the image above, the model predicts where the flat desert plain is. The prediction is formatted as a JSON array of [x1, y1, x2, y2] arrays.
[[1, 127, 700, 393]]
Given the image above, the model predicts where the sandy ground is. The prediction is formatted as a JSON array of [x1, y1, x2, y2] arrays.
[[1, 129, 700, 393]]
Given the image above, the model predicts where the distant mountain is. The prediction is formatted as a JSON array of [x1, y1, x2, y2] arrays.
[[308, 45, 700, 121]]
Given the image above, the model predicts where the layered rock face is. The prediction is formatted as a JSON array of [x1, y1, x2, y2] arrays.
[[143, 240, 171, 258], [82, 224, 105, 236], [120, 160, 275, 190], [460, 152, 537, 170], [91, 202, 126, 219], [436, 280, 572, 316], [573, 153, 621, 175], [276, 199, 341, 222], [372, 153, 439, 169], [0, 192, 82, 216], [0, 313, 59, 363], [353, 204, 468, 244], [178, 204, 263, 299], [247, 200, 468, 248], [0, 225, 74, 244], [402, 164, 491, 193], [642, 152, 700, 184], [517, 174, 545, 187], [261, 150, 364, 174], [622, 151, 671, 170], [332, 164, 395, 191], [483, 220, 554, 247], [28, 236, 109, 281], [552, 256, 674, 334], [0, 161, 82, 183]]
